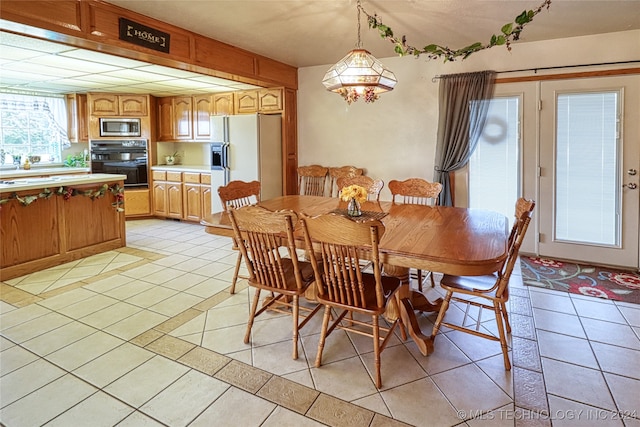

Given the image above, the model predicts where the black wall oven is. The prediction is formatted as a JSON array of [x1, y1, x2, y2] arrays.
[[90, 139, 148, 188]]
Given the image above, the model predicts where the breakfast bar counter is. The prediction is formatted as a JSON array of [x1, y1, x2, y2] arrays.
[[0, 174, 127, 281]]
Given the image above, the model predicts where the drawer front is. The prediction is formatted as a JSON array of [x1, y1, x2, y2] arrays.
[[167, 171, 182, 182], [183, 172, 201, 183], [200, 173, 211, 185], [152, 171, 166, 181]]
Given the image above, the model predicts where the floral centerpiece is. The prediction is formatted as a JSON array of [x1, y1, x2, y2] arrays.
[[340, 184, 367, 217]]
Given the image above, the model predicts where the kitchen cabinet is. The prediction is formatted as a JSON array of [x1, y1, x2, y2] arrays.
[[234, 88, 283, 114], [157, 96, 193, 141], [66, 93, 88, 143], [193, 94, 213, 140], [89, 94, 148, 116], [173, 96, 193, 140], [152, 171, 183, 218], [201, 173, 212, 220], [258, 88, 283, 112], [182, 172, 212, 222], [152, 170, 211, 222], [234, 90, 259, 114], [212, 93, 234, 116], [124, 188, 151, 217], [157, 97, 174, 141]]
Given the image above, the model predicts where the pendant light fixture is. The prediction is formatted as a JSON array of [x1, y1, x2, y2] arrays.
[[322, 0, 397, 104]]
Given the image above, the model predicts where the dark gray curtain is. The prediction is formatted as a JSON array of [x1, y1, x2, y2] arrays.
[[433, 71, 496, 206]]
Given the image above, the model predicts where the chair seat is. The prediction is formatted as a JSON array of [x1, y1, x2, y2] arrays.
[[316, 273, 401, 315], [440, 273, 501, 295], [249, 259, 315, 295]]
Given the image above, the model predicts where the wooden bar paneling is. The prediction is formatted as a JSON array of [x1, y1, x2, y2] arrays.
[[0, 0, 297, 89], [0, 196, 60, 267], [0, 180, 126, 280]]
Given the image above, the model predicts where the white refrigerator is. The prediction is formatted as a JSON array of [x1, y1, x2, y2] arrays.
[[210, 113, 283, 213]]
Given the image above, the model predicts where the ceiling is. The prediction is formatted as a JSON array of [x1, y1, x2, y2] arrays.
[[1, 0, 639, 97], [0, 31, 261, 97], [104, 0, 640, 67]]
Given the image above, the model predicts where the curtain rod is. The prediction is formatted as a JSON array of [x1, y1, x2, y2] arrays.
[[431, 60, 640, 82]]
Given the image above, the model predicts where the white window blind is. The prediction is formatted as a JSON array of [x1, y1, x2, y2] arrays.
[[469, 97, 520, 226], [555, 91, 619, 245]]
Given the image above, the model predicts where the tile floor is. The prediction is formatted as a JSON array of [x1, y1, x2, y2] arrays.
[[1, 219, 639, 427]]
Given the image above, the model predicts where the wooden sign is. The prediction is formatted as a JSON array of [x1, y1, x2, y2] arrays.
[[119, 18, 170, 53]]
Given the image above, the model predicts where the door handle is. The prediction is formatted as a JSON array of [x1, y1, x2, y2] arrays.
[[622, 183, 638, 189]]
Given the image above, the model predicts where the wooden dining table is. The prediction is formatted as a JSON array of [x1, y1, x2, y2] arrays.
[[202, 195, 509, 356]]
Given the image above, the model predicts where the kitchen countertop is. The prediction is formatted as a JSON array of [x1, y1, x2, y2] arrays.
[[0, 173, 126, 194], [151, 165, 212, 173], [0, 167, 91, 179]]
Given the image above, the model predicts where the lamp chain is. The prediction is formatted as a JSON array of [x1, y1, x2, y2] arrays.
[[356, 0, 362, 48]]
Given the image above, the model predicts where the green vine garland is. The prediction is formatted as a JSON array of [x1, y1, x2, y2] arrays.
[[361, 0, 552, 61], [0, 183, 125, 212]]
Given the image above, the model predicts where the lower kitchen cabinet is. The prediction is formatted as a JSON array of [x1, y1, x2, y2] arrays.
[[183, 182, 201, 222], [152, 170, 211, 222], [124, 188, 151, 216], [152, 171, 183, 219]]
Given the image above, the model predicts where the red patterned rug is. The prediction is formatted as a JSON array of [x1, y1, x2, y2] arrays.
[[520, 256, 640, 304]]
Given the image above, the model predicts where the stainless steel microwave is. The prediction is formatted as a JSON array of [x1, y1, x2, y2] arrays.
[[99, 118, 141, 137]]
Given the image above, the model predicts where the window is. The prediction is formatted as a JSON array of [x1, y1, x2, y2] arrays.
[[0, 94, 69, 165], [469, 96, 521, 226], [555, 91, 619, 245]]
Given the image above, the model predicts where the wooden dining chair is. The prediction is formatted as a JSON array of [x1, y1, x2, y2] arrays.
[[388, 178, 443, 290], [336, 175, 384, 201], [431, 198, 535, 370], [300, 213, 404, 389], [297, 165, 329, 196], [328, 166, 364, 197], [217, 180, 261, 294], [228, 205, 322, 360]]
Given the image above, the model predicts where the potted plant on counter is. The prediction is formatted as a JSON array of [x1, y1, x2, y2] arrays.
[[165, 151, 180, 165]]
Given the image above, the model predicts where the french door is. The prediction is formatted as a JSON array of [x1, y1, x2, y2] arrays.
[[538, 76, 639, 268], [467, 75, 639, 269]]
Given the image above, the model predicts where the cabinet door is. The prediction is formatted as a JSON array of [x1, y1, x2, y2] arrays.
[[77, 94, 89, 142], [152, 182, 168, 216], [66, 94, 79, 143], [173, 97, 193, 140], [193, 95, 213, 140], [213, 93, 234, 116], [183, 183, 202, 222], [234, 90, 259, 114], [167, 183, 183, 218], [119, 95, 148, 116], [258, 88, 283, 112], [157, 98, 174, 141], [201, 184, 212, 220], [90, 94, 118, 115], [124, 189, 151, 216]]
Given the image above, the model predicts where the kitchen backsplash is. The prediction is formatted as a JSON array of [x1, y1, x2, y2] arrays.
[[156, 142, 211, 166]]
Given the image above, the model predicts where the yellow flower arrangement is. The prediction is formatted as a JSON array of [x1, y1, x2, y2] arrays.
[[340, 184, 368, 203]]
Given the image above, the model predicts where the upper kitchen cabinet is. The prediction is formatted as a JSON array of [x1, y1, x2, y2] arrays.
[[157, 96, 194, 141], [157, 97, 174, 141], [173, 96, 193, 140], [258, 88, 284, 112], [193, 94, 213, 140], [234, 88, 283, 114], [89, 94, 148, 116], [212, 93, 234, 116], [234, 90, 259, 114], [65, 93, 88, 143], [159, 94, 234, 142]]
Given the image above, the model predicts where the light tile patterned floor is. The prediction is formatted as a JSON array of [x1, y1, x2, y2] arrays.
[[1, 219, 639, 426]]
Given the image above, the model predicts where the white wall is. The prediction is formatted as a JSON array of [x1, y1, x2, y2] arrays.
[[297, 30, 640, 201]]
